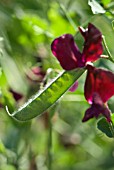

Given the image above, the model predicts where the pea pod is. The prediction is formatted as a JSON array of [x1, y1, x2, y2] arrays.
[[7, 68, 85, 121]]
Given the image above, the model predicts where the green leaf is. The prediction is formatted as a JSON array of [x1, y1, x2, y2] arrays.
[[101, 0, 111, 6], [88, 0, 106, 14], [110, 114, 114, 124], [7, 68, 85, 121], [97, 118, 114, 138]]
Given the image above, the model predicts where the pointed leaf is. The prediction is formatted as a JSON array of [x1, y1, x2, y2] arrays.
[[97, 118, 113, 138], [7, 68, 85, 121]]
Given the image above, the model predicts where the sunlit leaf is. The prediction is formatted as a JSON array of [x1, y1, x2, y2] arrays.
[[101, 0, 111, 5], [7, 68, 85, 121], [111, 113, 114, 124]]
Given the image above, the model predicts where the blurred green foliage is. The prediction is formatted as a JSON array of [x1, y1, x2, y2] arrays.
[[0, 0, 114, 170]]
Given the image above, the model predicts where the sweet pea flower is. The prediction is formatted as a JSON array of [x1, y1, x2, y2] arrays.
[[51, 23, 103, 70], [82, 65, 114, 122]]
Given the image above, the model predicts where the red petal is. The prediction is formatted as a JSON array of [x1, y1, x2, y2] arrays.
[[80, 23, 103, 63], [51, 34, 82, 70], [84, 65, 95, 104], [82, 101, 111, 122], [82, 107, 94, 122], [85, 65, 114, 103], [83, 93, 111, 122], [78, 26, 88, 39], [83, 93, 103, 122]]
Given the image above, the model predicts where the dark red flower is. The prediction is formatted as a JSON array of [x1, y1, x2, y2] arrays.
[[51, 23, 103, 70], [82, 65, 114, 122], [9, 89, 23, 101], [79, 23, 103, 64]]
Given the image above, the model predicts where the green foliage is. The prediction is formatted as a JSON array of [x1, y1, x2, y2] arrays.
[[97, 118, 113, 138], [0, 0, 114, 170], [8, 68, 85, 121]]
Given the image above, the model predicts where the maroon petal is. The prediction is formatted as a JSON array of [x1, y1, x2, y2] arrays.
[[82, 103, 111, 122], [84, 65, 95, 104], [78, 26, 88, 39], [83, 93, 103, 122], [80, 23, 103, 63], [9, 89, 23, 101], [82, 106, 95, 122], [51, 34, 82, 70], [85, 65, 114, 103], [82, 93, 111, 122]]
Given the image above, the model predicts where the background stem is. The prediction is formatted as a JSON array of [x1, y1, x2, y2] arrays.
[[47, 113, 52, 170], [102, 35, 114, 63]]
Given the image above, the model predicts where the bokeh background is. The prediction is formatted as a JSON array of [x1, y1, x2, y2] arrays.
[[0, 0, 114, 169]]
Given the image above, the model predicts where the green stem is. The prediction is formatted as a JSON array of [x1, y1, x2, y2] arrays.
[[59, 3, 77, 31], [102, 35, 114, 63], [47, 113, 52, 170]]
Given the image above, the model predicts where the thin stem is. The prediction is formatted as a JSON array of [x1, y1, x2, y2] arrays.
[[108, 121, 114, 138], [111, 20, 114, 30], [102, 35, 114, 63], [47, 113, 52, 170], [59, 3, 77, 31]]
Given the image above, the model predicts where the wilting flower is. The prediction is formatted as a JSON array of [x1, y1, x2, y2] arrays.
[[51, 23, 103, 70], [82, 65, 114, 122], [26, 66, 45, 83]]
